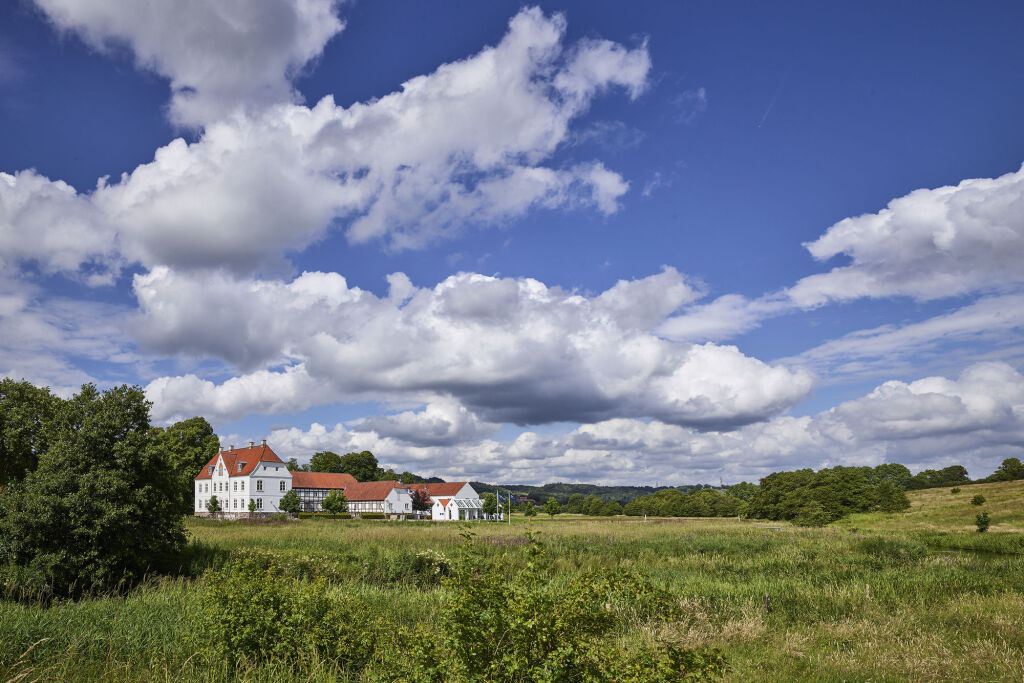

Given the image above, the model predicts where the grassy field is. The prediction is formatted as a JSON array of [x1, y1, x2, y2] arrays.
[[1, 481, 1022, 682]]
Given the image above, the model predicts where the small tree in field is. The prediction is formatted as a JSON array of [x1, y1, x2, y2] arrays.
[[248, 498, 256, 513], [951, 487, 961, 494], [279, 489, 300, 514], [971, 494, 986, 506], [322, 490, 348, 513], [975, 511, 991, 533], [523, 501, 537, 517], [481, 493, 498, 517], [207, 495, 222, 513], [543, 498, 561, 517]]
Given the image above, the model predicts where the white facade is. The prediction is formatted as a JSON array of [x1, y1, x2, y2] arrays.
[[430, 484, 484, 521], [347, 486, 414, 515], [195, 449, 292, 516]]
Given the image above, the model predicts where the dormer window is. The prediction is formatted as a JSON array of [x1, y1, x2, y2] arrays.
[[237, 462, 246, 472], [208, 466, 214, 475], [218, 464, 224, 476]]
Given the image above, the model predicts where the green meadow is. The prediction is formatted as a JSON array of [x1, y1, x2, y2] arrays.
[[2, 481, 1023, 682]]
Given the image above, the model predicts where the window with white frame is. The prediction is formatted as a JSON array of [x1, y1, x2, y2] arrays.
[[257, 480, 263, 491], [233, 481, 237, 491], [279, 481, 286, 491], [256, 498, 263, 510]]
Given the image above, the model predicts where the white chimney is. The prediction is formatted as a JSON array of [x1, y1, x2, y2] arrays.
[[261, 439, 267, 446], [249, 440, 254, 448]]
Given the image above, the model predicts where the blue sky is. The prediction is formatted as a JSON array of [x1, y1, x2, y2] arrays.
[[2, 1, 1023, 484]]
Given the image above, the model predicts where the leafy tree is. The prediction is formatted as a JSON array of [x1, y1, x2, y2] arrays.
[[322, 490, 348, 513], [400, 471, 417, 484], [975, 511, 991, 533], [0, 378, 61, 488], [988, 457, 1024, 482], [410, 488, 433, 513], [481, 493, 498, 516], [340, 450, 379, 481], [0, 384, 186, 597], [286, 458, 309, 472], [207, 495, 222, 513], [378, 467, 398, 481], [248, 498, 256, 513], [543, 498, 561, 517], [523, 501, 537, 517], [279, 489, 300, 514], [907, 465, 970, 490], [310, 450, 343, 473], [875, 481, 911, 513], [565, 493, 586, 513], [726, 481, 759, 501], [872, 463, 913, 490], [583, 494, 604, 516], [600, 501, 623, 516], [148, 416, 219, 515], [971, 494, 986, 506]]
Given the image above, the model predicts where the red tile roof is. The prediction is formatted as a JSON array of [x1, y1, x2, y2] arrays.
[[342, 480, 408, 502], [291, 472, 357, 490], [421, 482, 469, 497], [436, 498, 451, 508], [194, 444, 285, 480]]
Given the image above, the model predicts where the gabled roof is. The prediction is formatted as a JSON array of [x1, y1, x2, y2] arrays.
[[436, 498, 451, 508], [195, 444, 285, 480], [342, 480, 408, 502], [421, 482, 469, 497], [291, 472, 357, 490]]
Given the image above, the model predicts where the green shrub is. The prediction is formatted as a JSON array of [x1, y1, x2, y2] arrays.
[[975, 512, 991, 533], [971, 494, 986, 506], [278, 489, 300, 514], [297, 512, 352, 519], [400, 533, 723, 681], [360, 512, 386, 519], [793, 500, 833, 527], [203, 554, 374, 669], [950, 487, 961, 494]]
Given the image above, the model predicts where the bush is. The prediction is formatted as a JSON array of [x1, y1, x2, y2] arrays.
[[975, 512, 991, 533], [297, 512, 351, 519], [951, 487, 961, 494], [0, 384, 186, 598], [793, 500, 833, 527], [203, 554, 374, 669], [400, 533, 723, 681], [360, 512, 386, 519], [971, 494, 986, 506], [278, 489, 300, 514]]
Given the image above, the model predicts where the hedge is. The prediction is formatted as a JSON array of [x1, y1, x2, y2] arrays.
[[360, 513, 386, 520], [297, 513, 352, 520]]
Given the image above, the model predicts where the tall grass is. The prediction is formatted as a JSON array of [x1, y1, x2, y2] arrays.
[[2, 514, 1022, 681]]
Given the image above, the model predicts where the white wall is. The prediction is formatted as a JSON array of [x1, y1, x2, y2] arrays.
[[194, 455, 292, 514]]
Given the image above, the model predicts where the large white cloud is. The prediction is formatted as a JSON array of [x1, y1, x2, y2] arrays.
[[790, 164, 1024, 307], [34, 0, 344, 127], [0, 171, 120, 284], [4, 8, 649, 276], [262, 362, 1024, 484], [141, 266, 812, 427]]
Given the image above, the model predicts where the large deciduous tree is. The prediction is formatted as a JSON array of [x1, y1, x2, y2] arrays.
[[310, 450, 343, 473], [0, 384, 186, 597], [340, 450, 379, 482], [0, 378, 61, 488], [148, 416, 219, 515]]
